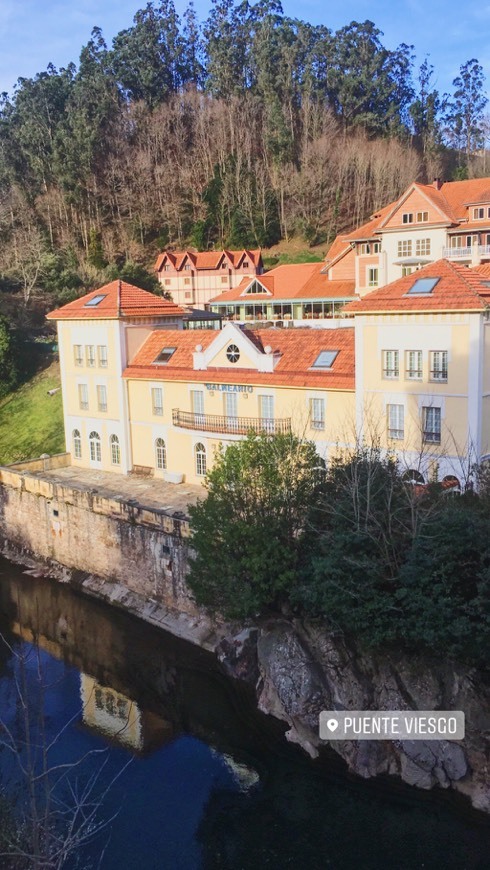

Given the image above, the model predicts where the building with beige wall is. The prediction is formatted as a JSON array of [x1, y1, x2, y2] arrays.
[[345, 259, 490, 486], [47, 260, 490, 489], [154, 248, 263, 308]]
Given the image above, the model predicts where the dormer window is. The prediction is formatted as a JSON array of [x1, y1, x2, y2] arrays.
[[154, 346, 176, 364], [311, 350, 339, 369], [473, 207, 485, 220], [359, 242, 380, 254], [402, 213, 413, 224], [163, 264, 171, 271], [184, 263, 191, 270], [243, 261, 249, 268], [221, 262, 227, 269], [244, 281, 268, 295], [84, 294, 107, 307]]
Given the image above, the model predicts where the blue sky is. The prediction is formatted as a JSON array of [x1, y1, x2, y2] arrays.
[[0, 0, 489, 99]]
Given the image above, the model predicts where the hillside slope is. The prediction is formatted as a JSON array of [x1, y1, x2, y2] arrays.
[[0, 361, 64, 465]]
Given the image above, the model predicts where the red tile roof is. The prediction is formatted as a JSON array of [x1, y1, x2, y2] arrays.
[[47, 281, 185, 320], [154, 249, 262, 272], [344, 259, 490, 314], [209, 263, 355, 303], [124, 327, 355, 391]]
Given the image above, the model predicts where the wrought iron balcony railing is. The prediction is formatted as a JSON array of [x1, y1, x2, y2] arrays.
[[172, 408, 292, 435]]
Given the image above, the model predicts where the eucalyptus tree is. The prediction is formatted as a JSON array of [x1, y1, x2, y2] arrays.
[[445, 58, 488, 167]]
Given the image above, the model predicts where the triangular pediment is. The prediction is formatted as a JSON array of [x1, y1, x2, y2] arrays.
[[240, 278, 272, 296]]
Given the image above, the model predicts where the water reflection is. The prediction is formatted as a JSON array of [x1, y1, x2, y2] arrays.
[[0, 557, 489, 869]]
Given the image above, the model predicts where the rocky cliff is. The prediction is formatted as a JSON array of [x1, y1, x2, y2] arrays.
[[218, 619, 490, 814]]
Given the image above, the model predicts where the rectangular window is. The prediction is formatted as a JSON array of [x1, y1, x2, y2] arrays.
[[259, 394, 274, 432], [387, 404, 404, 440], [97, 385, 107, 412], [397, 240, 412, 257], [358, 242, 380, 255], [152, 387, 163, 416], [86, 345, 96, 368], [406, 350, 423, 380], [415, 238, 431, 256], [165, 279, 171, 285], [402, 266, 413, 277], [430, 351, 448, 382], [184, 278, 191, 285], [473, 207, 485, 220], [423, 406, 441, 443], [191, 390, 205, 426], [383, 350, 399, 379], [224, 392, 237, 418], [402, 213, 413, 224], [97, 345, 108, 367], [368, 268, 379, 287], [416, 211, 429, 222], [78, 384, 88, 410], [309, 398, 325, 430], [74, 345, 83, 366], [221, 276, 228, 283]]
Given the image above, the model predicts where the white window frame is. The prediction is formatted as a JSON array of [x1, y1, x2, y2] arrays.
[[86, 345, 96, 368], [397, 240, 412, 257], [387, 404, 404, 440], [155, 438, 167, 470], [416, 211, 429, 222], [152, 387, 163, 416], [415, 238, 431, 256], [402, 212, 414, 224], [382, 350, 399, 379], [98, 345, 108, 368], [405, 350, 423, 380], [309, 398, 325, 430], [195, 442, 206, 476], [97, 385, 107, 412], [368, 267, 379, 287], [89, 431, 102, 463], [72, 429, 82, 459], [430, 351, 448, 382], [74, 345, 83, 367], [78, 383, 89, 410], [110, 434, 120, 465]]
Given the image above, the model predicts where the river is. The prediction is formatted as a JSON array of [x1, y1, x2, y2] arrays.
[[0, 555, 488, 869]]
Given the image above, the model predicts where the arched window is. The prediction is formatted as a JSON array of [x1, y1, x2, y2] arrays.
[[155, 438, 167, 470], [72, 429, 82, 459], [195, 442, 206, 477], [110, 434, 120, 465], [89, 431, 101, 463], [402, 469, 425, 485]]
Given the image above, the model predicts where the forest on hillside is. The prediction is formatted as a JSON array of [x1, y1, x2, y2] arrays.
[[0, 0, 489, 331]]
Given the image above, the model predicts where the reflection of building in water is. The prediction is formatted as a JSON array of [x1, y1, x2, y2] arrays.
[[80, 673, 172, 753]]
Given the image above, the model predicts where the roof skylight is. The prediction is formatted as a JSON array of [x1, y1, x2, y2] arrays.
[[407, 278, 440, 295], [84, 294, 107, 307], [154, 346, 177, 364], [312, 350, 339, 369]]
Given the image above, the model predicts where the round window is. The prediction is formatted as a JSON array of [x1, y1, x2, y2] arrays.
[[226, 344, 240, 363]]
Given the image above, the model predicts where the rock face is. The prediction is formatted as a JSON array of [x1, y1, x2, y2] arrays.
[[223, 619, 490, 814]]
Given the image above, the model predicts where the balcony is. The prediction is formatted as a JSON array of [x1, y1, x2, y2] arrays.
[[443, 245, 490, 259], [172, 409, 292, 435]]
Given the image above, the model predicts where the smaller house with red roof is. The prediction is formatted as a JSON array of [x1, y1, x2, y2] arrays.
[[324, 176, 490, 295], [208, 262, 356, 326], [154, 249, 263, 308]]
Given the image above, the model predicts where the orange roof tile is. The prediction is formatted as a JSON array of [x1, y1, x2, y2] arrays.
[[209, 263, 354, 304], [154, 248, 262, 272], [124, 327, 355, 391], [47, 281, 185, 320], [344, 259, 490, 314]]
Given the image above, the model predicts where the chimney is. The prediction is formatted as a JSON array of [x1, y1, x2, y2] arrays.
[[433, 177, 442, 190]]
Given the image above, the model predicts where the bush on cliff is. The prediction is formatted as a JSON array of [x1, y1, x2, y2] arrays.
[[187, 432, 324, 619]]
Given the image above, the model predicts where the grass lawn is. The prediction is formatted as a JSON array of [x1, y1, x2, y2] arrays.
[[0, 360, 64, 465]]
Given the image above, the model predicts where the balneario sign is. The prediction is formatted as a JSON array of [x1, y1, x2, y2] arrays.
[[205, 384, 254, 393]]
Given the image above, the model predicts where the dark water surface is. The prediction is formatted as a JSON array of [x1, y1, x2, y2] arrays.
[[0, 556, 489, 870]]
